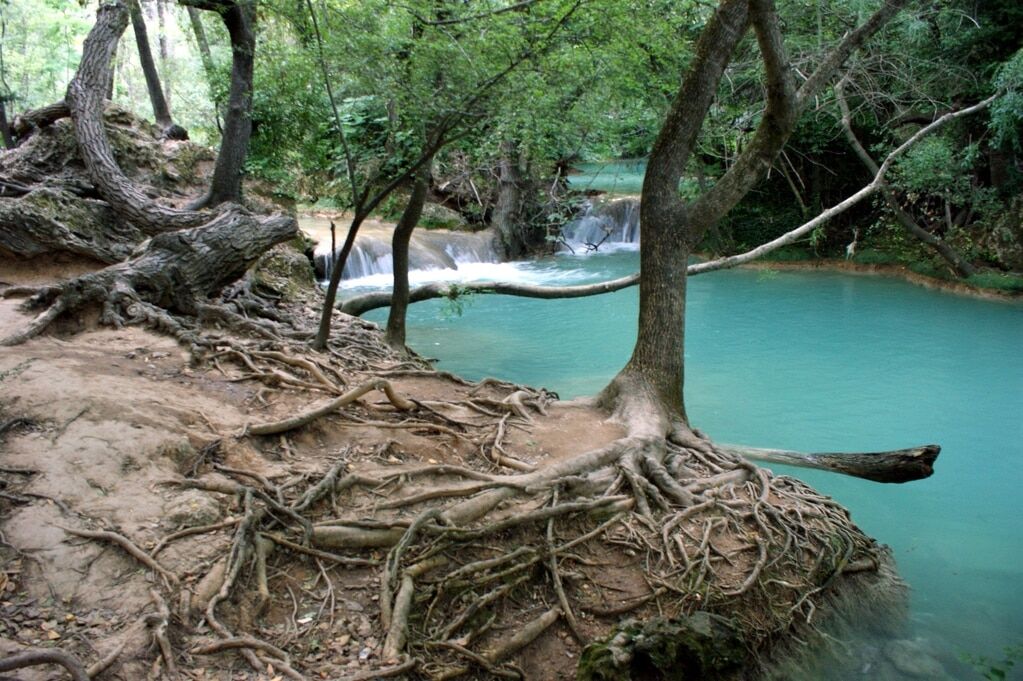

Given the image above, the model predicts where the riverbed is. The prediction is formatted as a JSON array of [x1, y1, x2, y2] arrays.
[[348, 248, 1023, 679]]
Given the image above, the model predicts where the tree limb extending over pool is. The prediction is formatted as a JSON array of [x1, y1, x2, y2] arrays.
[[718, 443, 941, 483], [340, 93, 997, 318]]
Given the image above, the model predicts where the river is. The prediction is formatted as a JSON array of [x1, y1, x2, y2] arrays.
[[342, 245, 1023, 679]]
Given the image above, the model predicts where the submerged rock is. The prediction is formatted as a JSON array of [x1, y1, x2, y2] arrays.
[[883, 639, 951, 679]]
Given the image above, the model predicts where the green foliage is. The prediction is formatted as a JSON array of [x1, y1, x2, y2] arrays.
[[991, 49, 1023, 152], [439, 285, 474, 320]]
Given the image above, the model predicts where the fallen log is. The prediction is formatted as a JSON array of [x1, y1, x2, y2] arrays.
[[718, 443, 940, 483]]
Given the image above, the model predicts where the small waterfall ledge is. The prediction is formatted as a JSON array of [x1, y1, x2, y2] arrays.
[[301, 218, 502, 282], [559, 197, 641, 252]]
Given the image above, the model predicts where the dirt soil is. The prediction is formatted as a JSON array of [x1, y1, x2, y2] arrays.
[[0, 260, 630, 680]]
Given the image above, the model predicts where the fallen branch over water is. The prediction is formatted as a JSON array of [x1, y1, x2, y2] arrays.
[[719, 443, 940, 483]]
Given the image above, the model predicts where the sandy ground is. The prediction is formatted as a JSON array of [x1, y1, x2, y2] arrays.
[[0, 263, 633, 680]]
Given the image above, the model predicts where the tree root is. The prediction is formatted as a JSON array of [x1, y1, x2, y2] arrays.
[[245, 379, 416, 436], [0, 648, 89, 681], [60, 526, 179, 587]]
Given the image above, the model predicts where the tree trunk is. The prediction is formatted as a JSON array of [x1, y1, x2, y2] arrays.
[[0, 100, 13, 149], [11, 100, 71, 140], [493, 140, 527, 259], [1, 208, 297, 347], [718, 443, 940, 484], [385, 163, 431, 349], [65, 1, 205, 234], [186, 0, 256, 208], [186, 7, 216, 81], [313, 214, 365, 349], [128, 0, 174, 132], [601, 0, 907, 425], [599, 0, 751, 423], [156, 0, 170, 106]]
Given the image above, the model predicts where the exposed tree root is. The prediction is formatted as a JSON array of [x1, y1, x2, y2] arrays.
[[0, 648, 90, 681]]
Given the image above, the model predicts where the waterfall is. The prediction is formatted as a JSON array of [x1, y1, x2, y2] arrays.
[[559, 198, 641, 252], [304, 219, 501, 282]]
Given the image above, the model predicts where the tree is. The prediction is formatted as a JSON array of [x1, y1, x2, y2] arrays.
[[310, 0, 583, 350], [128, 0, 182, 137], [1, 0, 296, 346], [182, 0, 255, 208]]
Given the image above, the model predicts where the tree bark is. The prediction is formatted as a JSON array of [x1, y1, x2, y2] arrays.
[[129, 0, 174, 131], [11, 100, 71, 140], [1, 208, 297, 346], [184, 0, 256, 208], [599, 0, 751, 422], [385, 163, 431, 349], [493, 140, 527, 259], [601, 0, 908, 425], [0, 99, 13, 149], [718, 443, 940, 484], [65, 1, 206, 234]]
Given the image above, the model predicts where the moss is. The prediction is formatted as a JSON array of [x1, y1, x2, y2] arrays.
[[966, 271, 1023, 292], [578, 613, 746, 681], [253, 243, 316, 299]]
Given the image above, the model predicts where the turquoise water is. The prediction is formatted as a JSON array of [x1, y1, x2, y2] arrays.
[[567, 160, 647, 195], [361, 250, 1023, 677]]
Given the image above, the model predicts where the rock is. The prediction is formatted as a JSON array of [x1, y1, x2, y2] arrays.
[[420, 202, 467, 230], [164, 490, 221, 527], [883, 639, 948, 678]]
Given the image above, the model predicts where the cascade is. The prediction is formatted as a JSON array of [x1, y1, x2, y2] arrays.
[[559, 197, 641, 252], [302, 219, 500, 281]]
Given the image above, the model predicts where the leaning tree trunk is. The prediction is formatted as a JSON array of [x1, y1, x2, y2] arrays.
[[184, 0, 255, 208], [1, 209, 296, 346], [385, 163, 431, 350], [835, 79, 976, 278], [600, 0, 906, 427], [597, 0, 751, 426], [128, 0, 177, 136], [65, 1, 207, 234]]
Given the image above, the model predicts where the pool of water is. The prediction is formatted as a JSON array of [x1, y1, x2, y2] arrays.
[[359, 250, 1023, 678], [567, 160, 647, 195]]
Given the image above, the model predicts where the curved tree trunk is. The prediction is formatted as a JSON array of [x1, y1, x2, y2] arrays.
[[11, 100, 71, 140], [385, 163, 431, 349], [184, 0, 256, 208], [599, 0, 907, 427], [65, 1, 207, 234], [0, 0, 298, 347], [597, 0, 752, 424]]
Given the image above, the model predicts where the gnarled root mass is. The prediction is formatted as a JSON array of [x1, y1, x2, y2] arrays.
[[1, 207, 297, 347], [28, 343, 904, 680]]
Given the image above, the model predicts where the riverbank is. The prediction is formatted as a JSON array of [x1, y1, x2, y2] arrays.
[[739, 255, 1023, 302], [0, 239, 928, 680]]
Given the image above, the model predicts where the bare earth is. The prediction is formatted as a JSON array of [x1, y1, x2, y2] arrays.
[[0, 260, 627, 679]]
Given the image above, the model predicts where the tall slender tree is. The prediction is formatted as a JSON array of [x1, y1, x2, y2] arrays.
[[128, 0, 181, 136], [182, 0, 255, 207]]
